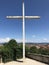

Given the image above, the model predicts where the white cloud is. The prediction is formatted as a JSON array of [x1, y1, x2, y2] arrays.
[[0, 37, 22, 43], [0, 37, 10, 43], [43, 38, 47, 41], [25, 39, 34, 43], [15, 39, 22, 43], [26, 38, 49, 43], [0, 37, 49, 43], [42, 38, 49, 42]]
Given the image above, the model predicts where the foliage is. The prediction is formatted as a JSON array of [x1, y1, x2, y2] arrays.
[[25, 46, 30, 56], [30, 46, 38, 53], [17, 43, 23, 58], [29, 46, 49, 55], [38, 48, 49, 55], [0, 39, 23, 63], [18, 43, 30, 57], [0, 46, 3, 55]]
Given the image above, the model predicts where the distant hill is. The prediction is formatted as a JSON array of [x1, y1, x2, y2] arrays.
[[0, 42, 49, 47], [18, 42, 49, 48], [18, 42, 49, 45]]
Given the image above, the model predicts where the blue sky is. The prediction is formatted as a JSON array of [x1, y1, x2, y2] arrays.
[[0, 0, 49, 43]]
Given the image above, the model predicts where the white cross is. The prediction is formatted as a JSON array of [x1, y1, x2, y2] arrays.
[[6, 1, 40, 62]]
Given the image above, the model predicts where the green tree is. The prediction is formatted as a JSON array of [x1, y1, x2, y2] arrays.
[[7, 39, 18, 60], [30, 46, 37, 53], [2, 39, 18, 62], [25, 46, 29, 56], [38, 48, 49, 55], [18, 43, 23, 58]]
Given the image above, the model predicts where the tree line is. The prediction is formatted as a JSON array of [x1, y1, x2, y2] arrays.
[[30, 46, 49, 55]]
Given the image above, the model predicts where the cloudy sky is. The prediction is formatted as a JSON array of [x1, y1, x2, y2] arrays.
[[0, 0, 49, 43]]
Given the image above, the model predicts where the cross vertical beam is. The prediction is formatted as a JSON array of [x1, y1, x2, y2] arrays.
[[23, 1, 25, 61]]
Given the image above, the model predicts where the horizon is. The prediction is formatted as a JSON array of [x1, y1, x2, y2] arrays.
[[0, 38, 49, 44], [0, 0, 49, 43]]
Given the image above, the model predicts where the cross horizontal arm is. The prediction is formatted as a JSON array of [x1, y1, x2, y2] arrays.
[[6, 16, 40, 19], [25, 16, 40, 19], [6, 16, 22, 19]]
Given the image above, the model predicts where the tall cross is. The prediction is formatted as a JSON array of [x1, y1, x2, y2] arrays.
[[6, 0, 40, 62]]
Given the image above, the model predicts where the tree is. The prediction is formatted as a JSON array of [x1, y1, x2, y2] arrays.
[[25, 46, 30, 56], [1, 46, 10, 62], [7, 39, 17, 48], [7, 39, 18, 61], [18, 43, 23, 58], [30, 46, 37, 53], [38, 48, 49, 55], [1, 39, 18, 62]]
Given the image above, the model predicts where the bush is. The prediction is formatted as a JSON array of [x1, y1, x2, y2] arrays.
[[38, 48, 49, 55], [30, 46, 38, 53], [0, 39, 22, 62]]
